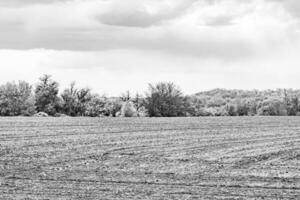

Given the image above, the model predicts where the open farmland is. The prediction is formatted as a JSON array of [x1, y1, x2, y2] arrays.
[[0, 117, 300, 199]]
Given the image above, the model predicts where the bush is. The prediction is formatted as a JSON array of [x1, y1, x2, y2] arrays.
[[226, 104, 237, 116], [104, 99, 123, 117], [137, 106, 148, 117], [85, 95, 106, 117], [121, 101, 137, 117], [236, 102, 249, 116]]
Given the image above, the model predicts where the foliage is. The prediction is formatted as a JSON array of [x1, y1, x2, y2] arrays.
[[0, 81, 36, 116], [61, 82, 78, 116], [103, 99, 123, 117], [3, 76, 300, 117], [121, 101, 137, 117], [85, 95, 107, 117], [226, 104, 237, 116], [132, 93, 146, 117], [35, 75, 61, 116], [257, 98, 287, 116], [191, 89, 300, 117], [145, 82, 186, 117], [61, 82, 93, 116]]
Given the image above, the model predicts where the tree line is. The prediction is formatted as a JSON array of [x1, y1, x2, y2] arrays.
[[1, 74, 300, 117]]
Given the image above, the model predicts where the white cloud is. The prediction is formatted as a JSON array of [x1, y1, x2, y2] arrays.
[[97, 0, 197, 27], [0, 0, 73, 7], [0, 0, 298, 60], [1, 0, 300, 94], [267, 0, 300, 18]]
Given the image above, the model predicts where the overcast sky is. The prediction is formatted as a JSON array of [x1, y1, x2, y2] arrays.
[[1, 0, 300, 95]]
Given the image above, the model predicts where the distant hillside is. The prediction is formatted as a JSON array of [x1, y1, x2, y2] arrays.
[[189, 88, 300, 116], [195, 88, 300, 99]]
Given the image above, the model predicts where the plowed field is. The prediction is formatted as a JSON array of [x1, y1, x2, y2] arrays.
[[0, 117, 300, 199]]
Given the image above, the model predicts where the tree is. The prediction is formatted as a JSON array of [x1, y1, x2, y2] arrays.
[[85, 95, 107, 117], [75, 88, 92, 116], [0, 81, 36, 116], [289, 96, 299, 115], [257, 98, 287, 116], [182, 96, 196, 116], [61, 82, 78, 116], [183, 96, 206, 116], [236, 100, 250, 116], [283, 90, 299, 116], [35, 75, 60, 115], [61, 82, 93, 116], [145, 82, 186, 117]]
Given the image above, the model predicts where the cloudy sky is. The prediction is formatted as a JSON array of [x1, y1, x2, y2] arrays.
[[1, 0, 300, 95]]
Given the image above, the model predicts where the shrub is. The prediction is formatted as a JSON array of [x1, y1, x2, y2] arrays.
[[121, 101, 137, 117], [85, 95, 107, 117], [104, 99, 123, 117], [226, 104, 237, 116]]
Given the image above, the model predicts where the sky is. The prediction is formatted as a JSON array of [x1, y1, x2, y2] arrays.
[[1, 0, 300, 96]]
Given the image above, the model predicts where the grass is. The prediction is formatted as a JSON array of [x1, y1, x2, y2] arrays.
[[0, 117, 300, 199]]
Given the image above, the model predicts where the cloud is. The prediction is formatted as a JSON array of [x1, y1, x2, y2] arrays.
[[266, 0, 300, 18], [97, 0, 197, 28], [0, 0, 299, 62], [0, 0, 73, 7], [204, 15, 236, 26], [1, 1, 300, 94]]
